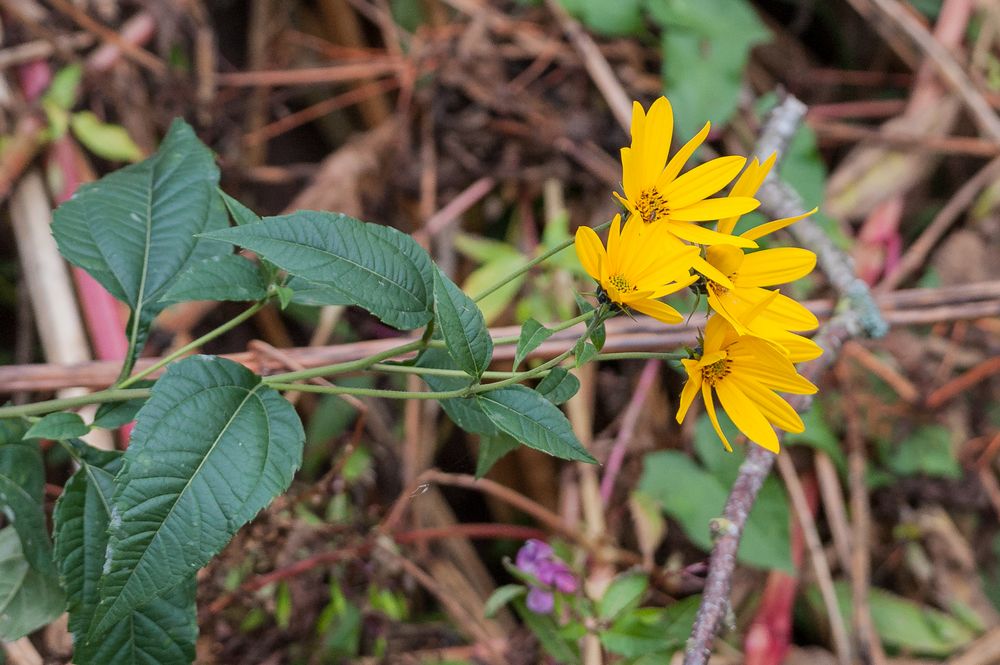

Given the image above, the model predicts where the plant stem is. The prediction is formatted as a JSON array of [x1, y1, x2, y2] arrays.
[[595, 351, 687, 362], [266, 382, 467, 400], [262, 338, 425, 385], [371, 363, 550, 380], [117, 300, 267, 389], [0, 389, 151, 419], [471, 221, 612, 303]]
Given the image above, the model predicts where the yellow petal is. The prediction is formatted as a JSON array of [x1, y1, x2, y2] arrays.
[[666, 221, 758, 248], [738, 248, 817, 287], [703, 314, 737, 353], [748, 288, 819, 330], [658, 121, 710, 188], [745, 324, 823, 363], [661, 156, 747, 209], [718, 154, 776, 234], [696, 350, 728, 368], [667, 197, 761, 223], [640, 97, 673, 187], [740, 208, 817, 241], [730, 375, 804, 433], [607, 214, 623, 269], [612, 190, 639, 219], [691, 254, 733, 289], [706, 244, 745, 277], [649, 272, 698, 298], [676, 366, 703, 424], [716, 379, 780, 452], [707, 291, 750, 335], [628, 297, 683, 324], [575, 227, 605, 282], [702, 384, 733, 452]]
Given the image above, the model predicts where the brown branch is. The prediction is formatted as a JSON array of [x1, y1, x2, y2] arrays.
[[1, 281, 998, 394]]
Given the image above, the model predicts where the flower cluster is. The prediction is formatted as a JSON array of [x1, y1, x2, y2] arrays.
[[515, 539, 578, 614], [575, 97, 820, 452]]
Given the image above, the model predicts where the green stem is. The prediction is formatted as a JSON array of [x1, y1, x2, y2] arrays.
[[267, 382, 467, 400], [262, 338, 425, 385], [371, 363, 550, 380], [595, 351, 688, 362], [0, 389, 151, 419], [118, 300, 267, 389], [472, 221, 612, 303]]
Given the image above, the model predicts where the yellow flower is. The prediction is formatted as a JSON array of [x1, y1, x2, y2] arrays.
[[676, 315, 817, 453], [703, 155, 823, 361], [575, 214, 698, 324], [614, 97, 761, 249]]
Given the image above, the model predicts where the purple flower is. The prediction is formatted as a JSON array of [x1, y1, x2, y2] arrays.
[[526, 587, 555, 614], [516, 539, 553, 577], [514, 539, 578, 614]]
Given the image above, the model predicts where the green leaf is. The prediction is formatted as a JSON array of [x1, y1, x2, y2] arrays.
[[565, 0, 644, 36], [285, 276, 352, 307], [202, 211, 434, 330], [417, 349, 497, 437], [484, 584, 525, 618], [53, 449, 199, 665], [536, 367, 580, 405], [51, 119, 230, 376], [651, 0, 770, 139], [70, 112, 144, 162], [573, 293, 605, 350], [514, 319, 553, 370], [640, 425, 793, 572], [25, 412, 89, 440], [42, 64, 83, 110], [785, 400, 846, 472], [0, 527, 65, 641], [219, 190, 261, 226], [477, 386, 595, 463], [92, 391, 150, 430], [513, 600, 581, 664], [476, 433, 521, 478], [90, 355, 304, 632], [598, 572, 649, 621], [462, 252, 529, 324], [882, 424, 961, 479], [574, 339, 598, 367], [0, 441, 55, 575], [600, 597, 700, 658], [160, 254, 269, 304], [433, 270, 493, 379], [807, 582, 975, 657]]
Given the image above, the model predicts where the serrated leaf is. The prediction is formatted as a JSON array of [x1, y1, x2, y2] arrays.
[[0, 527, 65, 641], [433, 269, 493, 378], [25, 412, 89, 440], [160, 254, 268, 304], [484, 584, 525, 618], [51, 119, 230, 376], [219, 190, 261, 226], [475, 433, 520, 478], [536, 367, 580, 405], [90, 355, 303, 633], [598, 572, 648, 621], [70, 112, 144, 162], [285, 276, 352, 307], [54, 451, 198, 665], [417, 349, 497, 436], [477, 386, 595, 463], [514, 319, 553, 371], [202, 211, 434, 330], [0, 442, 55, 575]]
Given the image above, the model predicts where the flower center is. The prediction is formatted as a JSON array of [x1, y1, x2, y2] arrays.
[[608, 273, 635, 294], [637, 188, 670, 223], [707, 280, 729, 296], [701, 357, 732, 387]]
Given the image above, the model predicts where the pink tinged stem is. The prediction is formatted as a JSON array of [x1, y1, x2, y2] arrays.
[[599, 359, 660, 503]]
